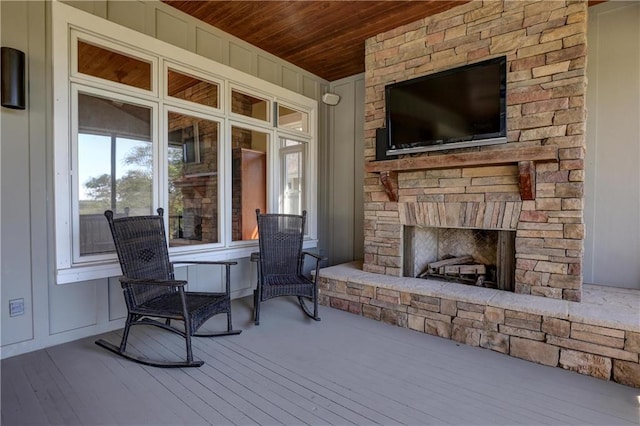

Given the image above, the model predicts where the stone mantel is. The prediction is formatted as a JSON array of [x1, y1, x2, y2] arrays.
[[365, 145, 559, 202]]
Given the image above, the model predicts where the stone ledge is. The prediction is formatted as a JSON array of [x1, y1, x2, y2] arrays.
[[320, 261, 639, 332], [318, 261, 640, 388]]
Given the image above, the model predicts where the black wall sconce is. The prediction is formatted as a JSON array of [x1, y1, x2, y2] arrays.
[[1, 47, 26, 110]]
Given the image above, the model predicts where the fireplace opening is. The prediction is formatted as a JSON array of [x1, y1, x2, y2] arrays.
[[404, 226, 515, 291]]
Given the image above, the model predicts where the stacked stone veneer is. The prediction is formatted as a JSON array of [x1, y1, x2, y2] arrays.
[[318, 265, 640, 387], [364, 0, 587, 301]]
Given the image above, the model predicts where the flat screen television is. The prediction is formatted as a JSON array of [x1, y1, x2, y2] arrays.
[[385, 56, 507, 156]]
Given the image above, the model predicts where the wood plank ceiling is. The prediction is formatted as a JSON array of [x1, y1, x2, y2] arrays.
[[163, 1, 469, 81], [164, 1, 605, 82]]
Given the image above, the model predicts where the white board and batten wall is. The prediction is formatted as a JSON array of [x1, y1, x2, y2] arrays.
[[584, 1, 640, 290], [327, 74, 366, 265]]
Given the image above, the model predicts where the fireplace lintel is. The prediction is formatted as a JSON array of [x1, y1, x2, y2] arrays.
[[365, 145, 558, 202]]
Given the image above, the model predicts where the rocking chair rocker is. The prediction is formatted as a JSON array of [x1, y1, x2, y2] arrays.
[[95, 209, 241, 367]]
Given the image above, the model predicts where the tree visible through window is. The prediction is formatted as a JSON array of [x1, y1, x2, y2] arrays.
[[77, 93, 153, 255]]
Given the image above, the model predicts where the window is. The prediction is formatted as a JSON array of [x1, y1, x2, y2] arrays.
[[167, 112, 221, 247], [74, 89, 155, 261], [231, 125, 269, 241], [277, 104, 309, 134], [280, 138, 306, 215], [53, 2, 317, 283], [167, 68, 220, 109], [231, 89, 270, 122], [74, 35, 155, 93]]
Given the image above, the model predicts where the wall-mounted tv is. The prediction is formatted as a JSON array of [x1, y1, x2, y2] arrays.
[[385, 56, 507, 156]]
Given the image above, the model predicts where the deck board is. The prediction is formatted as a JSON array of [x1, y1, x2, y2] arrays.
[[2, 296, 639, 426]]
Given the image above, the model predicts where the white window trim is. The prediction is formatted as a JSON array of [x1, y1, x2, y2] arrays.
[[52, 1, 318, 284]]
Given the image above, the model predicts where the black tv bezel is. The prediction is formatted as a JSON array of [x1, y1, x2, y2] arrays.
[[384, 56, 507, 157]]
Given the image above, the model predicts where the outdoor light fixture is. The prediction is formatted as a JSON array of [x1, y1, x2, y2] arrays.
[[1, 47, 26, 110], [321, 92, 340, 106]]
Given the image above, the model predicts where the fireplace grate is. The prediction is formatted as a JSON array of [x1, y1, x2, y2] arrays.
[[418, 255, 497, 288]]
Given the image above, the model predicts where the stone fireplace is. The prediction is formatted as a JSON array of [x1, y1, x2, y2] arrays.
[[321, 2, 640, 388], [363, 0, 586, 302]]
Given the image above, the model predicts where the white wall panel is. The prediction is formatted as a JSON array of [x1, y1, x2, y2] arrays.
[[585, 1, 640, 289], [229, 42, 254, 75], [155, 9, 188, 50], [195, 28, 224, 64], [107, 0, 146, 33], [49, 281, 99, 334], [107, 277, 127, 321], [62, 0, 106, 17], [282, 67, 299, 92], [303, 76, 320, 100], [327, 74, 365, 265], [1, 0, 34, 346], [353, 78, 365, 261], [258, 56, 279, 85]]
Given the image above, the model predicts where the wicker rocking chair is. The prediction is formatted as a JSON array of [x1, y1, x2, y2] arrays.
[[95, 209, 241, 368], [252, 209, 326, 325]]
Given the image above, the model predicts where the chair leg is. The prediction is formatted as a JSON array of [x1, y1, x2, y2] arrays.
[[254, 289, 261, 325], [184, 322, 194, 364], [313, 282, 319, 320], [119, 313, 135, 352], [226, 309, 232, 332]]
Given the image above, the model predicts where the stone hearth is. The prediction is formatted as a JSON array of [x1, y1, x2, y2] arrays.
[[318, 262, 640, 388], [363, 1, 587, 301]]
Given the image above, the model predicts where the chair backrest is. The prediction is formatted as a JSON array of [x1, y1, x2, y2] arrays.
[[104, 209, 173, 281], [256, 210, 306, 276]]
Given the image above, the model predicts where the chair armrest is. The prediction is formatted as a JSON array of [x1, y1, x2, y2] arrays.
[[170, 261, 237, 296], [302, 251, 328, 262], [302, 251, 327, 284], [120, 277, 187, 287], [171, 260, 238, 266]]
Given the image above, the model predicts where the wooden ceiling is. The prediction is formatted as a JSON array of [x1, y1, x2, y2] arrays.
[[163, 1, 468, 81], [164, 1, 605, 82]]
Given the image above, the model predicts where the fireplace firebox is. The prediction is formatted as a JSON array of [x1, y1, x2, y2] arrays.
[[404, 226, 515, 291]]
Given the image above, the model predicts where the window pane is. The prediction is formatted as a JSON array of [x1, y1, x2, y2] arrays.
[[278, 105, 309, 133], [168, 112, 220, 247], [231, 90, 269, 121], [77, 40, 152, 90], [231, 126, 268, 241], [280, 139, 305, 216], [167, 69, 219, 108], [77, 93, 153, 256]]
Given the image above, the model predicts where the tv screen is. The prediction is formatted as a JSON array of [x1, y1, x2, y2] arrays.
[[385, 56, 507, 156]]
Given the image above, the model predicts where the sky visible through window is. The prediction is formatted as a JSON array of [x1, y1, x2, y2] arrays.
[[78, 133, 149, 200]]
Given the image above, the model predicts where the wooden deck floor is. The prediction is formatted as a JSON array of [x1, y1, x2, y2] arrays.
[[2, 296, 639, 426]]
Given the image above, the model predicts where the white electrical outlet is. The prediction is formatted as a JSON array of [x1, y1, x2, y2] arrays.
[[9, 298, 25, 317]]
